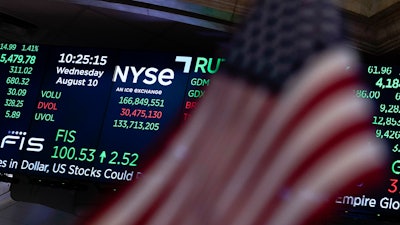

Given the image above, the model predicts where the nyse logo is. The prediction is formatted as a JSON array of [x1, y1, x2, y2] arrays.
[[112, 66, 174, 86], [0, 131, 44, 152]]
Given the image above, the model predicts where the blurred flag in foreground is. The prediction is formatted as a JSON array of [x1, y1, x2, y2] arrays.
[[83, 0, 386, 224]]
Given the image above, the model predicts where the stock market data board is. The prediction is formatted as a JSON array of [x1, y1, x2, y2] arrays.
[[0, 42, 224, 183]]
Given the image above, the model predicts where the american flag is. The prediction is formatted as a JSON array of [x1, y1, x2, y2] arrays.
[[83, 0, 386, 224]]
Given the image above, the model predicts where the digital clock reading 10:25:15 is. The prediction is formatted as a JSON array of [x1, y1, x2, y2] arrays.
[[58, 53, 108, 65]]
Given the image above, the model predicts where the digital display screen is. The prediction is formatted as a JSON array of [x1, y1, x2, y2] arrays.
[[8, 41, 400, 223], [333, 64, 400, 221], [0, 42, 223, 183]]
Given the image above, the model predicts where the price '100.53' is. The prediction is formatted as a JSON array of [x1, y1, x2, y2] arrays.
[[51, 146, 139, 166]]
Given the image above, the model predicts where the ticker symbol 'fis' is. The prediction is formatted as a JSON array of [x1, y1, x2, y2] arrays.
[[84, 0, 387, 225]]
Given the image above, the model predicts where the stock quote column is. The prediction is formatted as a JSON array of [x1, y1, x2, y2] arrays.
[[335, 65, 400, 219], [0, 43, 45, 172], [369, 65, 400, 213], [97, 54, 224, 182], [181, 56, 225, 121], [98, 52, 189, 183]]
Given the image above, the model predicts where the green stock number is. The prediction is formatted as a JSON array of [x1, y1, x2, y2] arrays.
[[51, 146, 139, 166]]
